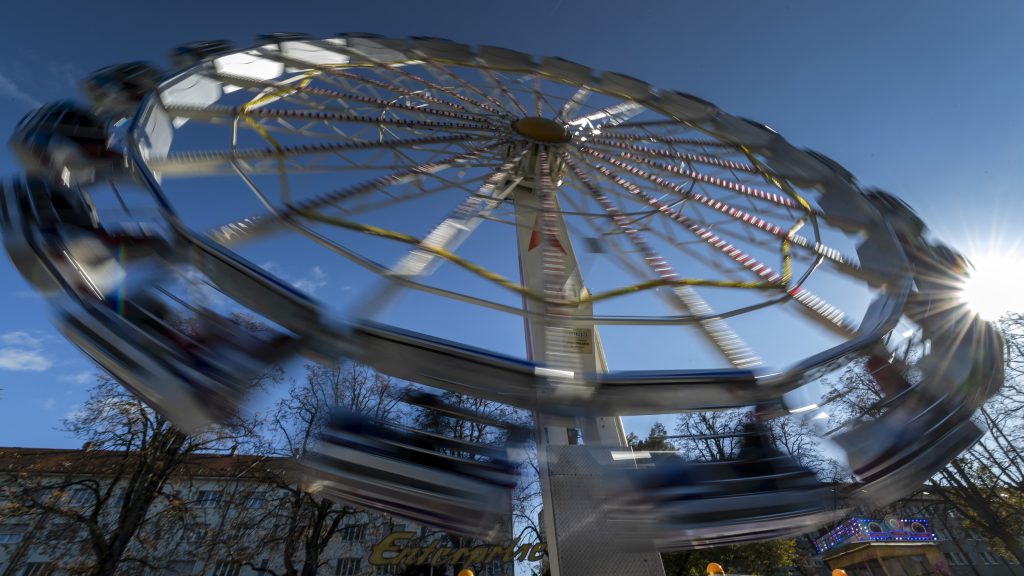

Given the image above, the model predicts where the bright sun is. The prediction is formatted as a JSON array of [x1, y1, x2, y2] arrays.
[[959, 255, 1024, 321]]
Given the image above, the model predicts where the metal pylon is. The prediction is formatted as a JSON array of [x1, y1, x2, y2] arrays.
[[510, 144, 666, 576]]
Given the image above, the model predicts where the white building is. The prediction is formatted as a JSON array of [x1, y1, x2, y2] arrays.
[[0, 447, 519, 576]]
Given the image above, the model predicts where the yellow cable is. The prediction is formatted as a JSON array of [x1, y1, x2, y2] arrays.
[[233, 62, 787, 306], [781, 218, 805, 287], [299, 210, 778, 306], [737, 144, 814, 215], [238, 72, 318, 205]]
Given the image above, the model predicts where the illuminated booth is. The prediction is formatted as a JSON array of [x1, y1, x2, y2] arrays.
[[816, 516, 947, 575]]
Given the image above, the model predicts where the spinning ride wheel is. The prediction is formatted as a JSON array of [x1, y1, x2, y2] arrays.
[[1, 34, 1005, 576], [128, 35, 909, 400]]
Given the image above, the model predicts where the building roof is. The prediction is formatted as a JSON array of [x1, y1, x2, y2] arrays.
[[0, 447, 288, 479]]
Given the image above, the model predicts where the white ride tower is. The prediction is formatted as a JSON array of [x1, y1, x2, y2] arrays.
[[509, 117, 664, 576]]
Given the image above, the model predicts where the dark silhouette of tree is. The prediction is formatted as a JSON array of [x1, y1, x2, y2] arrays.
[[820, 312, 1024, 564], [0, 371, 270, 576], [221, 361, 405, 576], [654, 415, 804, 575]]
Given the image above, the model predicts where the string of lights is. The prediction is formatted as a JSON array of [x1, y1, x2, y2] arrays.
[[815, 517, 936, 553]]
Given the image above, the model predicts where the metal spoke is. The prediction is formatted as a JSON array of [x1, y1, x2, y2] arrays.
[[481, 69, 528, 116], [325, 172, 492, 218], [533, 76, 543, 117], [556, 87, 590, 122], [588, 137, 761, 175], [391, 154, 526, 278], [323, 69, 481, 114], [357, 151, 528, 317], [165, 105, 496, 133], [376, 64, 505, 116], [209, 72, 499, 125], [209, 140, 507, 244], [423, 62, 510, 117], [580, 146, 861, 272], [591, 131, 736, 147], [561, 151, 762, 368], [567, 101, 645, 128], [153, 134, 477, 176], [598, 118, 686, 130], [577, 154, 855, 334], [584, 145, 802, 210]]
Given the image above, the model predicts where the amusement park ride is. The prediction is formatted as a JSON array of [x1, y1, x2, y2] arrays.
[[0, 34, 1006, 576]]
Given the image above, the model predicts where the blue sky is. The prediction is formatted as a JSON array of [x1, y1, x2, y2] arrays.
[[1, 0, 1023, 447]]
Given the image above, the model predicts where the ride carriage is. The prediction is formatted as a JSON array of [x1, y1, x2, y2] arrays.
[[170, 40, 234, 69], [1, 177, 303, 433], [10, 102, 121, 184], [301, 392, 529, 540], [83, 61, 162, 116], [607, 423, 840, 551]]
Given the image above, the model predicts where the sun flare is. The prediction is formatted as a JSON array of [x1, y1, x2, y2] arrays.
[[959, 254, 1024, 321]]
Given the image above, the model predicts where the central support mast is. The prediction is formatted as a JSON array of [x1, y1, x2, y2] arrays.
[[507, 119, 665, 576]]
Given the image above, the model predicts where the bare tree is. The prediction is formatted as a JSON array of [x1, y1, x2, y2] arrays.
[[659, 416, 803, 575], [816, 313, 1024, 563], [217, 361, 406, 576], [410, 391, 531, 575], [0, 372, 270, 576]]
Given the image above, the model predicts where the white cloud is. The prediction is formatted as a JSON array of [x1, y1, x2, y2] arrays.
[[177, 268, 232, 312], [64, 404, 84, 420], [0, 331, 42, 347], [14, 291, 42, 300], [0, 72, 40, 108], [0, 331, 51, 372], [0, 347, 51, 371], [292, 266, 328, 295], [262, 262, 328, 295], [61, 371, 94, 386]]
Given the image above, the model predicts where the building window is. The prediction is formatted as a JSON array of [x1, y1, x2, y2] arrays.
[[0, 532, 23, 544], [31, 487, 56, 503], [946, 551, 968, 565], [169, 560, 195, 575], [339, 524, 366, 542], [185, 527, 208, 544], [197, 490, 222, 507], [968, 529, 983, 540], [375, 565, 398, 576], [245, 492, 266, 508], [67, 488, 92, 507], [21, 563, 55, 576], [982, 551, 1000, 565], [336, 558, 361, 576], [44, 518, 76, 540], [211, 561, 241, 576]]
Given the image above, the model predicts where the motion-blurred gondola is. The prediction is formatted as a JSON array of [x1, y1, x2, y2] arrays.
[[301, 391, 528, 540]]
